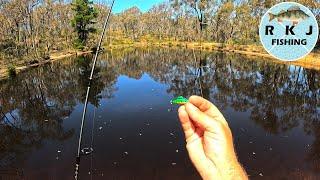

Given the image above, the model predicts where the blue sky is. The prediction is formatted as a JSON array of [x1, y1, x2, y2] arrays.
[[113, 0, 165, 13]]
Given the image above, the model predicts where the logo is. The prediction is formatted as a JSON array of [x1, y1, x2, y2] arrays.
[[259, 2, 319, 61]]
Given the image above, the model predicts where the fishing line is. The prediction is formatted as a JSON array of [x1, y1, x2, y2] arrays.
[[90, 107, 96, 180], [0, 111, 15, 127], [0, 109, 27, 132], [192, 49, 203, 97], [74, 0, 115, 179]]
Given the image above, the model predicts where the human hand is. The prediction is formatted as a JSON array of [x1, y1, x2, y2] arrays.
[[178, 96, 247, 180]]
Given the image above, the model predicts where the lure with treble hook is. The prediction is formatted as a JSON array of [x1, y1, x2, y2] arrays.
[[170, 96, 189, 105]]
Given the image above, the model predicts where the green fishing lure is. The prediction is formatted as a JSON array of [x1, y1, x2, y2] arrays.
[[170, 96, 189, 105]]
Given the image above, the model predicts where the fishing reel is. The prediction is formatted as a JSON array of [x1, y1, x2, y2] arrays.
[[81, 147, 94, 156]]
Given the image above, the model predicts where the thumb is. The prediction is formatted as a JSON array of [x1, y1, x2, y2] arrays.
[[185, 102, 222, 132]]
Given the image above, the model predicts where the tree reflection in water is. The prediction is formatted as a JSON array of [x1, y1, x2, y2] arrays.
[[0, 55, 118, 169], [0, 48, 319, 178]]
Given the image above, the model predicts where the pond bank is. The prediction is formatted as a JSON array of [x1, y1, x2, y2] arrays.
[[0, 50, 92, 80], [1, 42, 319, 80], [107, 41, 320, 71]]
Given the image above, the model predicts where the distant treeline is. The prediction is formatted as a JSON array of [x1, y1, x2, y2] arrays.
[[0, 0, 319, 65], [109, 0, 319, 44], [0, 0, 109, 65]]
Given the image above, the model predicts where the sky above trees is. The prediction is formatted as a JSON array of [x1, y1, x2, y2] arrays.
[[113, 0, 165, 13]]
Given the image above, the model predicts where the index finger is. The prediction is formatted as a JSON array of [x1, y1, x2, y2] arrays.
[[189, 95, 228, 126]]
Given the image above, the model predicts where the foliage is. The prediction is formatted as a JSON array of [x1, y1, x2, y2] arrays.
[[171, 0, 215, 31], [110, 0, 320, 45], [71, 0, 98, 50], [0, 0, 319, 67], [0, 0, 75, 64], [7, 64, 16, 77]]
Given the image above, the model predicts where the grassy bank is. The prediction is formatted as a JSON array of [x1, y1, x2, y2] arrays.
[[106, 33, 320, 70], [106, 39, 320, 71], [1, 40, 319, 80], [159, 41, 320, 71]]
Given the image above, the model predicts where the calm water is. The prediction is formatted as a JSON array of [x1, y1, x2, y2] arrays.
[[0, 48, 319, 179]]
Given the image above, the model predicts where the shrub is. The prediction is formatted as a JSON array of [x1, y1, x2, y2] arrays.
[[74, 39, 85, 50], [43, 54, 50, 60], [28, 60, 39, 65], [7, 64, 16, 77]]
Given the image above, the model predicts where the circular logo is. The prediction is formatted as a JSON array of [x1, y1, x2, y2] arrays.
[[259, 2, 319, 61]]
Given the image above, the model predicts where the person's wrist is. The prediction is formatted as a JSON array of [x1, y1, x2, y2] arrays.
[[215, 153, 246, 180]]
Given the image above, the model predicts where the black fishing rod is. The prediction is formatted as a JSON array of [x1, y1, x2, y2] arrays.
[[74, 0, 115, 179]]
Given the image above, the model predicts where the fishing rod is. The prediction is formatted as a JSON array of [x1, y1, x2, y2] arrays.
[[74, 0, 115, 179]]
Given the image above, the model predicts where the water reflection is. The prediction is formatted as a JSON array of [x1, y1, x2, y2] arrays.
[[0, 48, 319, 179], [107, 48, 319, 134]]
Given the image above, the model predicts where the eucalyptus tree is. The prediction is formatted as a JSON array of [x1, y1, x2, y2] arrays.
[[171, 0, 215, 32], [119, 7, 141, 39]]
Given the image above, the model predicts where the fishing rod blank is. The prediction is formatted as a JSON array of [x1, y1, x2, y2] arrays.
[[74, 0, 115, 179]]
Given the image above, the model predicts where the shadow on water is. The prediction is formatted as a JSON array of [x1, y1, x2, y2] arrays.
[[0, 48, 319, 179]]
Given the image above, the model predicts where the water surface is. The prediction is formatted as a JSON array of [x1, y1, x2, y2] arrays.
[[0, 48, 319, 179]]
